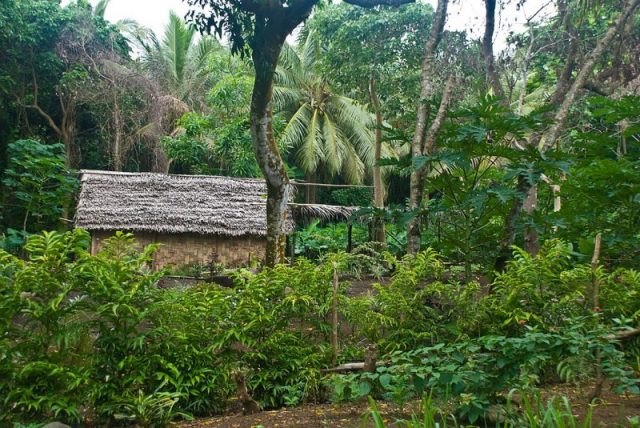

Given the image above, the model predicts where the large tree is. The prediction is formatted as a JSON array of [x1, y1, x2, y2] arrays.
[[406, 0, 451, 254], [186, 0, 413, 266], [1, 0, 130, 168]]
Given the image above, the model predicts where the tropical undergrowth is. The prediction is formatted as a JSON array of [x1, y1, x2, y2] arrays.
[[1, 231, 639, 426]]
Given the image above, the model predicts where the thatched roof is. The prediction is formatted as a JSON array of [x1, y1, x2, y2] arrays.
[[76, 170, 290, 237], [289, 203, 360, 224], [76, 171, 360, 237]]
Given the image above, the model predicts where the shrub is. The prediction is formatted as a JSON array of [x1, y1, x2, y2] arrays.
[[1, 139, 78, 247], [331, 320, 639, 423]]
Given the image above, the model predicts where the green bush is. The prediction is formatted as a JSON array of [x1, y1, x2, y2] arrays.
[[489, 240, 640, 331], [0, 229, 92, 422], [342, 248, 489, 349], [1, 139, 78, 250], [2, 232, 639, 426], [0, 230, 335, 424], [332, 320, 638, 423]]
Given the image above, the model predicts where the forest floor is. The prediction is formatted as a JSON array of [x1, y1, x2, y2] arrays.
[[178, 382, 640, 428]]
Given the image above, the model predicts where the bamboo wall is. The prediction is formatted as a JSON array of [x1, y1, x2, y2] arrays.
[[90, 231, 266, 270]]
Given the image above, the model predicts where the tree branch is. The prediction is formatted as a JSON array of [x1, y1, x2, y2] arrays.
[[542, 0, 640, 151], [582, 81, 610, 96], [23, 66, 63, 136], [423, 74, 455, 156]]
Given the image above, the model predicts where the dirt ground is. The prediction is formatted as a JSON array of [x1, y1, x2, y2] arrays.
[[177, 383, 640, 428], [177, 400, 409, 428], [540, 383, 640, 427]]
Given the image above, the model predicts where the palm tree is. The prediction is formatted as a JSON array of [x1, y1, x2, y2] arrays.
[[274, 33, 378, 201], [92, 0, 152, 44], [136, 11, 220, 110]]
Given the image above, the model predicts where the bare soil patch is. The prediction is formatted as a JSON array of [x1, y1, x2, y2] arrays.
[[178, 382, 640, 428]]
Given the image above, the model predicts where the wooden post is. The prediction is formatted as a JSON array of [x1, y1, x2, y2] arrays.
[[590, 233, 603, 403], [363, 344, 378, 373], [347, 224, 353, 253], [591, 233, 602, 310], [331, 262, 340, 366]]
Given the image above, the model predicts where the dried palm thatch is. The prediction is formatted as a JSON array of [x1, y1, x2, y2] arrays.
[[76, 171, 361, 237], [76, 170, 295, 236], [289, 203, 359, 224]]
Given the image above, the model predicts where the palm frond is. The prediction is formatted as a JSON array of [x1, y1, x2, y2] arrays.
[[299, 109, 322, 174], [133, 28, 158, 56], [279, 103, 311, 151], [93, 0, 111, 18], [339, 137, 365, 184], [300, 30, 321, 73], [116, 19, 153, 48], [327, 95, 375, 167], [273, 86, 305, 112], [279, 41, 302, 72], [191, 36, 220, 73], [322, 115, 343, 177], [379, 137, 399, 179], [163, 11, 196, 88], [274, 67, 298, 88], [329, 95, 373, 128]]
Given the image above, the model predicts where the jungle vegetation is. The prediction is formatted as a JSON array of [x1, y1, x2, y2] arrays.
[[1, 0, 640, 426]]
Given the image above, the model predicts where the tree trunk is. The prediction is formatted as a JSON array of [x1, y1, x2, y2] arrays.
[[590, 233, 603, 402], [407, 0, 449, 254], [331, 262, 340, 366], [482, 0, 504, 97], [113, 91, 123, 171], [407, 175, 426, 254], [62, 126, 76, 169], [369, 76, 385, 243], [251, 32, 291, 267], [495, 175, 530, 271], [408, 74, 455, 254], [228, 0, 412, 264], [305, 172, 317, 204]]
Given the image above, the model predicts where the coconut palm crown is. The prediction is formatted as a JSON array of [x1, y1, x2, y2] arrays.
[[274, 33, 376, 185], [136, 11, 219, 110]]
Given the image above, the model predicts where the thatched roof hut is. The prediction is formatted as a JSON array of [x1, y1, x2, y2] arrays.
[[76, 170, 288, 236], [76, 170, 359, 268]]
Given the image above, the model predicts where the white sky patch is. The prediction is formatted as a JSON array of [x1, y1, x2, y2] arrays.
[[62, 0, 555, 51]]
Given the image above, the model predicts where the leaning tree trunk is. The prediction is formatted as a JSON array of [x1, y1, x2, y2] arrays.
[[482, 0, 504, 97], [369, 76, 385, 243], [407, 0, 449, 254], [524, 0, 640, 252], [251, 31, 291, 267], [542, 0, 640, 152]]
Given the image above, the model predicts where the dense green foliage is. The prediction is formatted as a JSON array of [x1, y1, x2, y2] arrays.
[[1, 231, 639, 425], [0, 231, 332, 424], [1, 0, 640, 426], [1, 139, 78, 250]]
